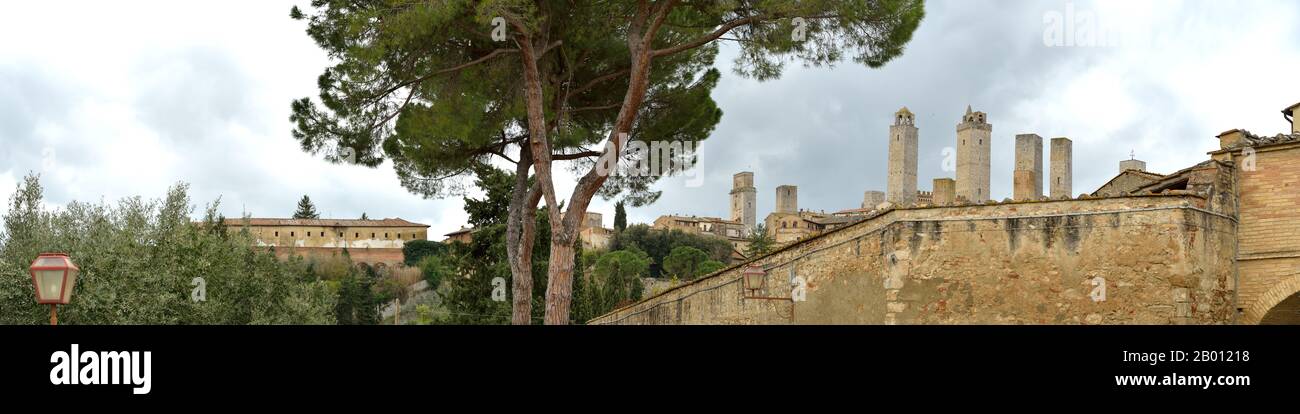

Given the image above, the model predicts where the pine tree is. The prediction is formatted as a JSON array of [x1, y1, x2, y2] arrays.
[[293, 195, 319, 219], [290, 1, 925, 324], [614, 201, 627, 232]]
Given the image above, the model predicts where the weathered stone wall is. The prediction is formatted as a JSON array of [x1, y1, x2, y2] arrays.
[[591, 195, 1236, 325]]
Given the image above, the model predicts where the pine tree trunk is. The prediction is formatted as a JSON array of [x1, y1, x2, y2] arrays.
[[543, 230, 577, 325], [506, 149, 537, 325]]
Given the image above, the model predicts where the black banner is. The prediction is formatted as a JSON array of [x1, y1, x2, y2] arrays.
[[1, 325, 1292, 402]]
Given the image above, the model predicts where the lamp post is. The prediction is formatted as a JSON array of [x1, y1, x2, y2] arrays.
[[29, 253, 79, 326]]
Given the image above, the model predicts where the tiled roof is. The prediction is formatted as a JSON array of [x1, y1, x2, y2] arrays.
[[805, 215, 856, 226], [662, 215, 741, 225], [443, 227, 474, 236], [223, 218, 429, 228]]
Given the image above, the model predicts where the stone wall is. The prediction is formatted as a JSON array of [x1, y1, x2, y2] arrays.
[[590, 195, 1236, 325]]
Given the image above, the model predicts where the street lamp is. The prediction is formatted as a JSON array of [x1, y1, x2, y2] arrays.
[[29, 252, 79, 326], [742, 265, 766, 297]]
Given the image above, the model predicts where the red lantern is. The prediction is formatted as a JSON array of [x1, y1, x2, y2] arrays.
[[29, 253, 79, 325]]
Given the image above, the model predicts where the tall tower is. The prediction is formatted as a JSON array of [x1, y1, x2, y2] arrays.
[[730, 171, 757, 233], [1050, 137, 1073, 198], [956, 105, 992, 202], [887, 107, 919, 205], [1013, 134, 1043, 201], [776, 185, 798, 213]]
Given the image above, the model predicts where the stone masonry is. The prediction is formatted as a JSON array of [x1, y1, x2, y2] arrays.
[[1014, 134, 1043, 201], [591, 195, 1235, 325]]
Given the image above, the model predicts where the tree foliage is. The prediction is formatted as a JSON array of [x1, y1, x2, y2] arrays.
[[745, 223, 776, 257], [613, 224, 731, 278], [293, 195, 320, 219], [0, 174, 336, 325], [614, 201, 627, 232], [402, 239, 446, 266], [662, 245, 711, 280], [577, 249, 647, 319]]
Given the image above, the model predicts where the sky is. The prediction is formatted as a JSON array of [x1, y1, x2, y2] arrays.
[[2, 0, 1298, 241]]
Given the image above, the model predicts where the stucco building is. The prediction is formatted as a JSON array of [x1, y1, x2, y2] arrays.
[[225, 217, 429, 265]]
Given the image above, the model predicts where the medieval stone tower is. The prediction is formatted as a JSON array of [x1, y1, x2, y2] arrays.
[[730, 171, 757, 233], [956, 105, 992, 202], [776, 185, 798, 213], [887, 107, 919, 205], [1050, 137, 1073, 198], [1014, 134, 1043, 201]]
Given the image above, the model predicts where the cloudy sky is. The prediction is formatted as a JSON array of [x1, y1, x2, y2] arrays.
[[2, 1, 1298, 240]]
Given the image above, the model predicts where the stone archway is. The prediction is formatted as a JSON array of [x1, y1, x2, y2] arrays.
[[1242, 273, 1300, 324]]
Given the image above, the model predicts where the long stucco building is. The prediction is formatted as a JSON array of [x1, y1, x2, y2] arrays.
[[224, 217, 430, 265]]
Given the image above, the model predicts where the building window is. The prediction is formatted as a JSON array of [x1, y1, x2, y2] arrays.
[[338, 232, 344, 237], [290, 231, 295, 237], [274, 231, 279, 237], [384, 233, 389, 238], [355, 233, 359, 238], [371, 233, 376, 238]]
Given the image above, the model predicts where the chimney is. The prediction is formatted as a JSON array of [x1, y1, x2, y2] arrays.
[[1216, 129, 1248, 150]]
